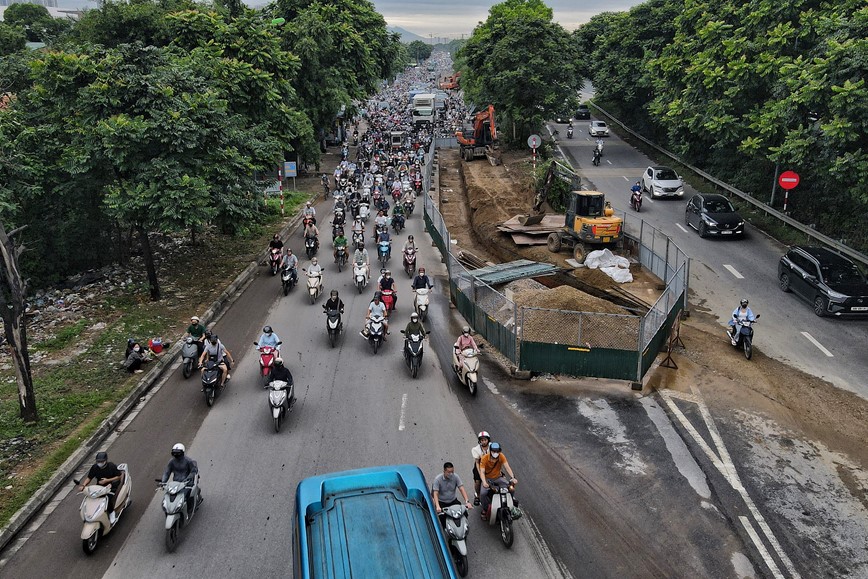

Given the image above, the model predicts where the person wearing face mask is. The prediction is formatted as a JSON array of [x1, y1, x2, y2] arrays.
[[123, 341, 149, 374], [79, 451, 123, 523], [478, 442, 517, 518], [453, 326, 478, 372], [431, 462, 472, 523], [471, 431, 491, 505], [199, 334, 234, 389]]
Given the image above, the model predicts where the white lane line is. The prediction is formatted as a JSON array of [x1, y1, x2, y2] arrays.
[[740, 517, 786, 579], [398, 393, 408, 430], [606, 159, 612, 165], [676, 223, 688, 233], [723, 264, 744, 279], [801, 332, 834, 357], [622, 176, 630, 181]]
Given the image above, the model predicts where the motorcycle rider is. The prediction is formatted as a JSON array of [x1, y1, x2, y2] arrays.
[[161, 443, 201, 511], [728, 298, 756, 345], [402, 234, 416, 254], [471, 431, 491, 505], [268, 234, 284, 252], [324, 290, 345, 314], [199, 334, 234, 389], [453, 326, 479, 372], [321, 174, 330, 198], [478, 442, 517, 518], [363, 291, 389, 338], [302, 201, 316, 221], [307, 257, 323, 285], [375, 209, 389, 232], [333, 228, 348, 254], [403, 311, 426, 339], [379, 269, 396, 308], [281, 247, 299, 275], [186, 316, 207, 357], [353, 243, 370, 282], [267, 357, 296, 408], [257, 325, 281, 353], [78, 451, 123, 523], [303, 221, 320, 250], [431, 462, 472, 523], [593, 146, 602, 165], [411, 267, 433, 291]]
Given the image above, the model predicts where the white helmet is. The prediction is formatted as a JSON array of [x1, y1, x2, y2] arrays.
[[171, 443, 185, 457]]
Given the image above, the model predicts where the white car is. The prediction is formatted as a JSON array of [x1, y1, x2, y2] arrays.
[[589, 121, 609, 137], [641, 166, 684, 198]]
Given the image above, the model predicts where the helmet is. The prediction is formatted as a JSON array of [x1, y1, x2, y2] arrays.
[[410, 312, 419, 321], [287, 248, 292, 253], [171, 443, 185, 458], [462, 326, 470, 335], [374, 291, 382, 300], [209, 334, 218, 344], [263, 326, 272, 334], [408, 235, 414, 241], [312, 257, 318, 265], [330, 290, 338, 299], [191, 316, 200, 322], [274, 357, 284, 366], [477, 431, 490, 442], [95, 451, 108, 462], [489, 442, 501, 453], [356, 243, 364, 250], [740, 298, 749, 307], [306, 201, 311, 207]]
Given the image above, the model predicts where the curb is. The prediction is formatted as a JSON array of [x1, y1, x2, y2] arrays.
[[0, 211, 305, 552]]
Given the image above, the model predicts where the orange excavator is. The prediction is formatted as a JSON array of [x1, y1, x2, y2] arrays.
[[439, 71, 461, 90], [456, 104, 501, 165]]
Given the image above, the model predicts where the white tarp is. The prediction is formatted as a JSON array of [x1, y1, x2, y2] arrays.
[[584, 249, 633, 283]]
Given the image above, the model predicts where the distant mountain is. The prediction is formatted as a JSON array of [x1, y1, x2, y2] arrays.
[[388, 26, 426, 44]]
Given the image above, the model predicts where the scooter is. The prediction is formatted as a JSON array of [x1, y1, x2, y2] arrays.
[[413, 287, 430, 321], [728, 314, 760, 360], [442, 504, 470, 577], [323, 306, 343, 348], [484, 482, 519, 549], [592, 149, 601, 166], [365, 313, 386, 354], [200, 358, 226, 407], [268, 248, 282, 275], [401, 330, 424, 378], [180, 337, 199, 379], [156, 473, 202, 553], [281, 264, 297, 295], [630, 189, 643, 212], [304, 270, 323, 304], [359, 202, 370, 222], [567, 126, 574, 139], [353, 263, 368, 294], [452, 347, 480, 396], [403, 247, 417, 277], [380, 287, 396, 312], [378, 239, 391, 266], [255, 343, 281, 386], [265, 379, 294, 433], [334, 244, 348, 272], [392, 213, 405, 233], [75, 464, 132, 555], [352, 230, 364, 247], [404, 198, 415, 216], [305, 235, 319, 259]]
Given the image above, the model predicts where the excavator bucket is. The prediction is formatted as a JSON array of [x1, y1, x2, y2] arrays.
[[518, 214, 545, 226], [485, 146, 502, 166]]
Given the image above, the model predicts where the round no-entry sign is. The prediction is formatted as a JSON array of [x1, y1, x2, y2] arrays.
[[778, 170, 799, 190], [527, 134, 541, 149]]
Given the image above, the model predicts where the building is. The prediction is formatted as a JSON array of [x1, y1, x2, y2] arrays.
[[1, 0, 59, 7]]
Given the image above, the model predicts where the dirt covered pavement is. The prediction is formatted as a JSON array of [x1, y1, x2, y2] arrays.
[[438, 146, 868, 576]]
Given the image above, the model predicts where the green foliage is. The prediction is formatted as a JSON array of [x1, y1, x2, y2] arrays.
[[407, 40, 432, 63], [0, 22, 27, 55], [34, 319, 89, 352], [458, 0, 582, 144], [2, 3, 53, 42]]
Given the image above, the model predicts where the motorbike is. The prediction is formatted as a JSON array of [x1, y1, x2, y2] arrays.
[[380, 287, 396, 312], [305, 235, 319, 259], [392, 213, 405, 233], [255, 343, 281, 385], [75, 464, 132, 555], [404, 198, 415, 216], [378, 239, 391, 266], [366, 313, 386, 354], [265, 378, 294, 433], [302, 215, 316, 232], [268, 247, 282, 275], [200, 358, 226, 407], [630, 189, 643, 212], [305, 269, 324, 304], [353, 263, 368, 294], [323, 306, 343, 347], [321, 176, 330, 199], [359, 202, 371, 222], [592, 149, 601, 167], [351, 230, 364, 247], [401, 330, 424, 378], [442, 504, 470, 576], [333, 207, 346, 226], [403, 247, 417, 277], [729, 314, 760, 360], [567, 126, 574, 139], [156, 473, 202, 553], [281, 264, 297, 295], [595, 141, 604, 156], [413, 287, 430, 321], [452, 347, 480, 396], [180, 337, 199, 379], [484, 482, 519, 549], [334, 244, 348, 272]]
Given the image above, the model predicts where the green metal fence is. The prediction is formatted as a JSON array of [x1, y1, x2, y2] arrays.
[[519, 342, 640, 381]]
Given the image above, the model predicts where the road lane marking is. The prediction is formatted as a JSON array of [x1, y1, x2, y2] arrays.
[[676, 223, 688, 233], [801, 332, 833, 357], [740, 516, 786, 579], [398, 393, 408, 430], [723, 264, 744, 279], [622, 176, 630, 181], [606, 159, 612, 165]]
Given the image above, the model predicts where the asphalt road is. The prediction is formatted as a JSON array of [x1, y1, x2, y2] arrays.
[[548, 111, 868, 398]]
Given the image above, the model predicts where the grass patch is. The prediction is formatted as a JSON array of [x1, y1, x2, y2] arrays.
[[35, 320, 89, 353]]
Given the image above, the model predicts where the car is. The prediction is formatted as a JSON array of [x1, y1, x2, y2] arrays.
[[589, 120, 609, 136], [554, 112, 572, 124], [641, 166, 684, 198], [778, 246, 868, 317], [575, 104, 590, 120], [684, 194, 744, 238]]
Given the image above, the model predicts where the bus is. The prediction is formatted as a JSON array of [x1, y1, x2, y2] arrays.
[[293, 465, 457, 579]]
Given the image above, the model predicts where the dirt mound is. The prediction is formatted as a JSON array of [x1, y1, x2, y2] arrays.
[[513, 284, 627, 315]]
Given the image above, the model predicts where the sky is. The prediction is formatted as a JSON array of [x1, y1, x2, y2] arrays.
[[50, 0, 642, 38]]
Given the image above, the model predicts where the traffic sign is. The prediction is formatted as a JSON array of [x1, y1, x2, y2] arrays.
[[284, 161, 297, 178], [778, 170, 799, 190], [527, 134, 541, 149]]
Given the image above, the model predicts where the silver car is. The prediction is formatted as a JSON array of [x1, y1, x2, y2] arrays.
[[589, 121, 609, 137], [641, 166, 684, 198]]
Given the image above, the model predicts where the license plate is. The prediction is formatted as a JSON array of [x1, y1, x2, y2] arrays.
[[603, 237, 610, 243], [721, 230, 733, 235], [851, 306, 868, 312]]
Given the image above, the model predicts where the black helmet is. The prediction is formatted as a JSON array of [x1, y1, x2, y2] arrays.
[[740, 298, 749, 307], [274, 357, 284, 367], [374, 291, 382, 300], [209, 334, 218, 344], [95, 451, 108, 462], [263, 326, 272, 334]]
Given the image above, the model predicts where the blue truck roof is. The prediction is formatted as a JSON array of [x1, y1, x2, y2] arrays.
[[295, 464, 456, 579]]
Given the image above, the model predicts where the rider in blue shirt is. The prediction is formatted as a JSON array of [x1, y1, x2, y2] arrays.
[[257, 326, 282, 350]]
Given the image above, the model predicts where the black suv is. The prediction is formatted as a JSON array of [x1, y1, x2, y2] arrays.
[[778, 246, 868, 317], [575, 104, 590, 120]]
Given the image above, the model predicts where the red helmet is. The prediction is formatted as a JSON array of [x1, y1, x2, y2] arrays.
[[477, 431, 490, 442]]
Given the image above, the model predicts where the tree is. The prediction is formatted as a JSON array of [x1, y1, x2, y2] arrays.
[[2, 3, 53, 43], [0, 23, 27, 56], [407, 40, 432, 63], [458, 0, 581, 142]]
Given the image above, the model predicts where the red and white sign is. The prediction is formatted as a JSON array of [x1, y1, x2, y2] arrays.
[[778, 170, 799, 190]]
